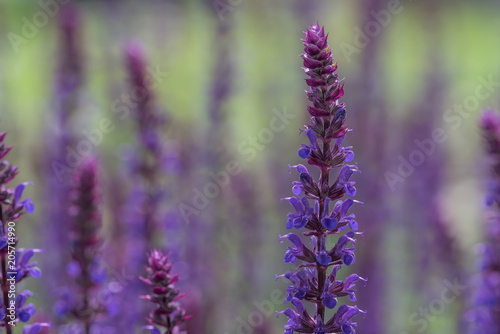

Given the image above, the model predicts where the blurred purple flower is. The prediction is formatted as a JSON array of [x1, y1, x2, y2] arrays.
[[55, 158, 107, 333], [122, 40, 176, 258], [21, 323, 50, 334], [276, 24, 365, 334], [56, 3, 83, 109], [42, 3, 85, 319], [111, 41, 180, 333]]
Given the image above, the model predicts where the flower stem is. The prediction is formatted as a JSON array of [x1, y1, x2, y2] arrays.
[[84, 321, 90, 334], [316, 158, 330, 322], [83, 290, 91, 334]]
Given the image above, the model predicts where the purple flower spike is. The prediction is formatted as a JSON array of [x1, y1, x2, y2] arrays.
[[117, 39, 179, 333], [276, 24, 365, 334], [140, 250, 190, 333], [0, 133, 45, 333], [466, 109, 500, 332], [56, 158, 107, 331]]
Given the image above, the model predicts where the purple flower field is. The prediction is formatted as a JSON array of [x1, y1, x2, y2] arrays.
[[0, 0, 499, 333]]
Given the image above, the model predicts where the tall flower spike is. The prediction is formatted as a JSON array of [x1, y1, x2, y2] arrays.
[[466, 110, 500, 332], [116, 41, 179, 332], [123, 40, 173, 263], [277, 24, 365, 334], [0, 133, 47, 334], [54, 158, 107, 333], [42, 3, 85, 321], [141, 250, 190, 334]]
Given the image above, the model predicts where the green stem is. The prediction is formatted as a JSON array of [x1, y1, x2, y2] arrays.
[[315, 140, 330, 322]]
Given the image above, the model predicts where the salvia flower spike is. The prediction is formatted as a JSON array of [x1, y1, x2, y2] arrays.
[[118, 41, 177, 332], [141, 250, 190, 334], [54, 158, 107, 333], [276, 24, 365, 334], [0, 133, 48, 334], [467, 109, 500, 332], [123, 40, 172, 261]]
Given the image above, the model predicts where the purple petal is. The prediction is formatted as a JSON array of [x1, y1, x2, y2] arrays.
[[22, 198, 35, 213], [323, 295, 337, 309], [349, 220, 358, 231], [298, 146, 311, 159], [345, 151, 354, 162], [306, 129, 317, 149], [289, 197, 304, 214], [14, 183, 25, 202], [321, 217, 338, 230], [338, 166, 353, 184], [287, 234, 303, 248], [20, 249, 34, 267], [29, 267, 42, 278], [303, 57, 323, 69], [346, 184, 356, 196], [340, 199, 354, 217], [284, 252, 296, 263], [292, 185, 303, 195], [291, 298, 305, 313], [343, 254, 355, 266], [293, 217, 308, 229], [317, 252, 332, 265]]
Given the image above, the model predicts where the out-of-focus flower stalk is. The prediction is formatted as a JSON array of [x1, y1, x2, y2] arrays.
[[293, 0, 318, 28], [348, 1, 389, 331], [175, 140, 208, 334], [54, 158, 107, 334], [43, 4, 84, 313], [410, 41, 460, 288], [405, 6, 464, 328], [276, 24, 365, 334], [55, 4, 83, 131], [124, 40, 169, 260], [232, 174, 261, 296], [200, 17, 234, 332], [115, 41, 174, 332], [207, 20, 232, 151]]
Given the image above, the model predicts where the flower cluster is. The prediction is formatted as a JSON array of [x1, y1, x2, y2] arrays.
[[115, 41, 180, 332], [467, 110, 500, 332], [0, 133, 48, 333], [277, 24, 365, 334], [44, 4, 85, 324], [54, 158, 107, 333], [141, 250, 190, 334]]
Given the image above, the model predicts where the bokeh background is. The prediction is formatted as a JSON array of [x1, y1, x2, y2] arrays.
[[1, 0, 499, 333]]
